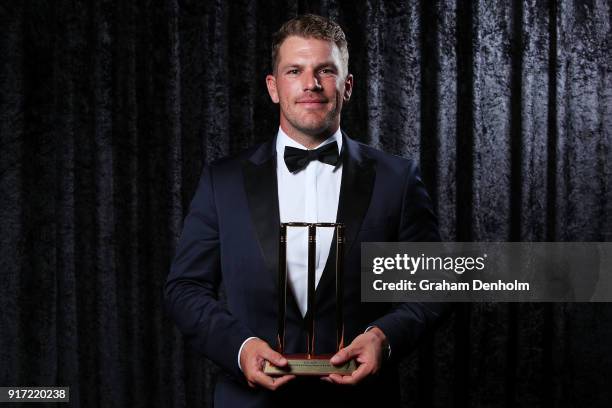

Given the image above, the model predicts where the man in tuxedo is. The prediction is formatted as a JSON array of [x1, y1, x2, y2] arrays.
[[165, 14, 445, 407]]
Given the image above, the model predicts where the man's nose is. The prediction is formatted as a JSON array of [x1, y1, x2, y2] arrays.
[[302, 71, 322, 91]]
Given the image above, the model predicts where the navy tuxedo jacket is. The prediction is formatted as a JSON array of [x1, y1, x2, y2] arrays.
[[165, 134, 445, 407]]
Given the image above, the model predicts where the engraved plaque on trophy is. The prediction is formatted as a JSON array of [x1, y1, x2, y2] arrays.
[[264, 222, 357, 376]]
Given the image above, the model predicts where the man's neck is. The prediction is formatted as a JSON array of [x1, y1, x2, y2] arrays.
[[279, 124, 340, 149]]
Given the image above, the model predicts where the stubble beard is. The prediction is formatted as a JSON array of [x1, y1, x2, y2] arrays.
[[283, 99, 341, 141]]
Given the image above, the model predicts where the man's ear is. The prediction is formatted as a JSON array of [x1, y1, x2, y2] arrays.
[[266, 74, 279, 104], [343, 73, 353, 102]]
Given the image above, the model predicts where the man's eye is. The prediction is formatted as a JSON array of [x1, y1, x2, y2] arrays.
[[287, 69, 299, 75], [320, 68, 334, 74]]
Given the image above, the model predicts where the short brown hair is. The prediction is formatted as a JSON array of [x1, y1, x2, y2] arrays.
[[271, 14, 349, 75]]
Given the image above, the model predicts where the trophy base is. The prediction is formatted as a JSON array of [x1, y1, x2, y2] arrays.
[[263, 354, 357, 376]]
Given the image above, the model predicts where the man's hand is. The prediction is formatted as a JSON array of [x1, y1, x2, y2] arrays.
[[322, 326, 388, 385], [240, 338, 296, 390]]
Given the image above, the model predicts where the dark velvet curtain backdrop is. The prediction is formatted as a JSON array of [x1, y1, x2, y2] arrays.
[[1, 0, 610, 407]]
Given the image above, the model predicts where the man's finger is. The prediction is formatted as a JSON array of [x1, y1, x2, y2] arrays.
[[260, 347, 288, 367], [270, 374, 296, 389], [252, 371, 295, 390], [251, 370, 276, 389], [327, 363, 370, 385], [330, 346, 358, 365]]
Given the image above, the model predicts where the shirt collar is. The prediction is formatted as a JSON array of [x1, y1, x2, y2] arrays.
[[275, 126, 343, 155]]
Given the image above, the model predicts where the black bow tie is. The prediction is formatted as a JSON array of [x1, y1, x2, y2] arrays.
[[283, 143, 340, 173]]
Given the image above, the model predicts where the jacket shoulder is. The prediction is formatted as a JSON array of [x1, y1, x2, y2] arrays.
[[209, 144, 259, 166], [353, 140, 420, 176], [204, 139, 272, 174]]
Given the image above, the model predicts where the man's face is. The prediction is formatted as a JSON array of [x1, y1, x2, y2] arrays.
[[266, 36, 353, 143]]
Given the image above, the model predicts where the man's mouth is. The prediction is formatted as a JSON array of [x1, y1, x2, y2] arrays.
[[296, 99, 327, 108], [297, 99, 326, 103]]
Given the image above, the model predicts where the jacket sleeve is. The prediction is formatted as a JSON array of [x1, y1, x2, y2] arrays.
[[370, 161, 451, 360], [164, 165, 254, 380]]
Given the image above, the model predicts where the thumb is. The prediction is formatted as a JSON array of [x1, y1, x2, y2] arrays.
[[261, 346, 288, 367], [331, 346, 356, 365]]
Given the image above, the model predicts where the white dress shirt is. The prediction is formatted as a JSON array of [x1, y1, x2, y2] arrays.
[[237, 127, 343, 370], [276, 127, 343, 317]]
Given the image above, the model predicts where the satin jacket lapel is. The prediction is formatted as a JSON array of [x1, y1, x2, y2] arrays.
[[242, 140, 278, 280], [336, 134, 376, 254], [242, 138, 303, 322], [312, 133, 376, 313]]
